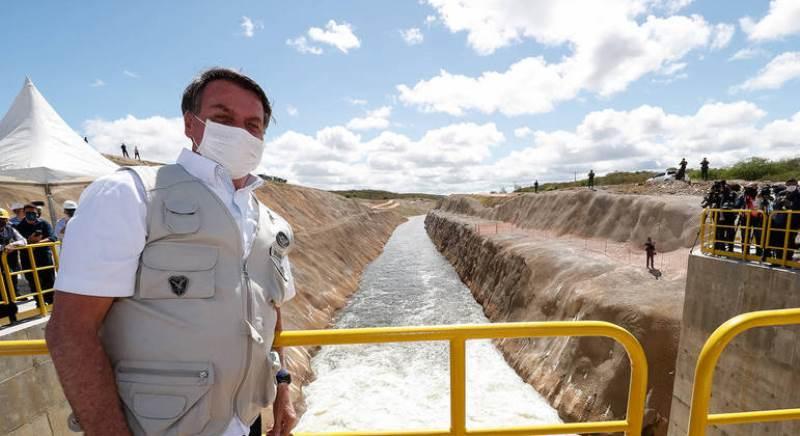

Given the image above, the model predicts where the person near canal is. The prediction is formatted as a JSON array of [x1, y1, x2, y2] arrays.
[[534, 180, 539, 193], [676, 158, 688, 181], [14, 204, 57, 305], [120, 142, 130, 159], [644, 237, 656, 270], [46, 68, 298, 436], [700, 157, 709, 181], [587, 170, 595, 189], [0, 208, 26, 323]]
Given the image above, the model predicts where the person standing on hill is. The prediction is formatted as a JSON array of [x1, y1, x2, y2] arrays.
[[534, 180, 539, 193], [47, 68, 298, 436], [134, 145, 141, 161], [644, 237, 656, 270], [700, 157, 710, 181], [120, 143, 130, 159], [676, 158, 688, 181], [588, 170, 595, 189]]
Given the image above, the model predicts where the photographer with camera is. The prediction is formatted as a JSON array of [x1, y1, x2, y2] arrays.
[[768, 179, 800, 264]]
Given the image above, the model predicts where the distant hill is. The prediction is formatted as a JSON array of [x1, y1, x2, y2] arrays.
[[332, 189, 443, 201], [104, 154, 162, 167], [515, 171, 659, 193]]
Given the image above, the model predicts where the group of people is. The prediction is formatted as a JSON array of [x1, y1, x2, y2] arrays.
[[0, 200, 77, 323], [701, 178, 800, 264], [120, 142, 141, 160]]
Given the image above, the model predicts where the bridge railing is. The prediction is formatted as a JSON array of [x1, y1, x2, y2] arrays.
[[0, 321, 648, 436], [699, 209, 798, 268], [686, 308, 800, 435], [0, 241, 60, 317]]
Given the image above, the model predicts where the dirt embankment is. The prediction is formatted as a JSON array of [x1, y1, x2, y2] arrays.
[[440, 190, 702, 251], [426, 191, 697, 435]]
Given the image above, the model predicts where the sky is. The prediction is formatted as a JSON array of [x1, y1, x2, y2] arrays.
[[1, 0, 799, 193]]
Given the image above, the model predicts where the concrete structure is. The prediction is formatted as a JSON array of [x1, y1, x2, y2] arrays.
[[0, 319, 72, 436], [668, 254, 800, 436]]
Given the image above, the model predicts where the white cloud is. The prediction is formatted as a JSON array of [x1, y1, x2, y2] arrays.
[[734, 51, 800, 92], [287, 105, 299, 117], [346, 106, 392, 130], [308, 20, 361, 53], [425, 15, 437, 26], [240, 16, 263, 38], [82, 102, 800, 193], [400, 28, 424, 45], [400, 1, 726, 116], [514, 127, 533, 138], [728, 47, 769, 62], [90, 79, 106, 87], [286, 36, 323, 55], [711, 23, 735, 50], [83, 115, 187, 163], [123, 70, 139, 79], [740, 0, 800, 42]]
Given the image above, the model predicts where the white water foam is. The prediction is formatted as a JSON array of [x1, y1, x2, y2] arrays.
[[296, 216, 563, 432]]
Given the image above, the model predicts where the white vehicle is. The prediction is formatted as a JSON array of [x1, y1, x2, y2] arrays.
[[648, 167, 689, 183]]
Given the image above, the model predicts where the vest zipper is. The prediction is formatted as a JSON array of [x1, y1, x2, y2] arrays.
[[117, 366, 210, 381]]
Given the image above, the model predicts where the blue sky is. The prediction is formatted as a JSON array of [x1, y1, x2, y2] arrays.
[[1, 0, 799, 193]]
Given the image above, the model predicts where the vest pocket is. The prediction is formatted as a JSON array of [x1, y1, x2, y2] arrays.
[[139, 243, 218, 299], [116, 360, 213, 435], [164, 198, 200, 234]]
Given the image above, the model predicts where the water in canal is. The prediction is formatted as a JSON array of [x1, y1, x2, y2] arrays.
[[295, 216, 562, 432]]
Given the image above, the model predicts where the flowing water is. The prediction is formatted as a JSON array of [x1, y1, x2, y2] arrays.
[[295, 216, 562, 432]]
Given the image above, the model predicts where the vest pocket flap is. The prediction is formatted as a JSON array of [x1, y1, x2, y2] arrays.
[[164, 198, 198, 215], [142, 243, 218, 272]]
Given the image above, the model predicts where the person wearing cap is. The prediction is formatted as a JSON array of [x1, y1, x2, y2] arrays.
[[55, 200, 78, 241], [0, 208, 27, 307], [9, 202, 25, 226], [14, 204, 57, 305]]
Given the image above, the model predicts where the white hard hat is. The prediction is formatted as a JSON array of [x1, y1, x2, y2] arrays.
[[10, 202, 23, 211], [63, 200, 78, 210]]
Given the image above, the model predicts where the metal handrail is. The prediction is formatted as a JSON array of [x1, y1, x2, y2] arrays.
[[686, 308, 800, 435], [0, 241, 60, 316], [1, 320, 649, 436]]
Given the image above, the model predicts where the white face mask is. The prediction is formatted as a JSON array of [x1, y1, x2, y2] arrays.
[[192, 116, 265, 179]]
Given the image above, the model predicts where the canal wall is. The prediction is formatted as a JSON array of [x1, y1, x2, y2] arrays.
[[667, 255, 800, 436], [0, 182, 405, 435], [425, 207, 686, 436]]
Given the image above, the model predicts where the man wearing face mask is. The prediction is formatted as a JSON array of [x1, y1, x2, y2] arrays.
[[47, 68, 297, 436], [15, 204, 57, 305]]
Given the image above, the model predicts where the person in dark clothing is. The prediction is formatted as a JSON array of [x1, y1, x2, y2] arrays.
[[644, 237, 656, 269], [534, 180, 539, 193], [0, 208, 26, 323], [676, 158, 688, 181], [700, 157, 710, 181], [134, 145, 141, 161], [771, 179, 800, 264], [14, 204, 57, 305], [588, 170, 595, 189], [120, 143, 130, 159]]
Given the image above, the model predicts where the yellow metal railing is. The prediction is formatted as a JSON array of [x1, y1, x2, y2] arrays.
[[0, 241, 60, 317], [686, 308, 800, 435], [0, 321, 649, 436], [699, 208, 798, 268]]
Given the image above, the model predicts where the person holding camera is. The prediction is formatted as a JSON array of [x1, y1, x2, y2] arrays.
[[14, 203, 57, 305]]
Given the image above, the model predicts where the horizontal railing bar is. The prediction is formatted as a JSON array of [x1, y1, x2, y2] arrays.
[[291, 420, 629, 436], [708, 408, 800, 426]]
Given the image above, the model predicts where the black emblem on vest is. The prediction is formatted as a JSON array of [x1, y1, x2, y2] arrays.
[[276, 231, 290, 249], [169, 275, 189, 296]]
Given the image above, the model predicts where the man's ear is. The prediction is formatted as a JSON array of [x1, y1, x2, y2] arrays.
[[183, 112, 193, 138]]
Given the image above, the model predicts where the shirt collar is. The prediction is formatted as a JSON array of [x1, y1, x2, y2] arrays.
[[176, 148, 263, 193]]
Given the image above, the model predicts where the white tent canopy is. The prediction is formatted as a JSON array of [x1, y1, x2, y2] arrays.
[[0, 78, 118, 184]]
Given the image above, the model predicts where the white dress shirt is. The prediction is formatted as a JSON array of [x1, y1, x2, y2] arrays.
[[55, 148, 293, 436]]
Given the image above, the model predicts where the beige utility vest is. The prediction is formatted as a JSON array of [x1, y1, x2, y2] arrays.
[[100, 164, 291, 436]]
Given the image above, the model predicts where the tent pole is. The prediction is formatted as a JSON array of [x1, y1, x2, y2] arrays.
[[44, 183, 58, 226]]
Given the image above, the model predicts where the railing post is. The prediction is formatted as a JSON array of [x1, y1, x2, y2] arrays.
[[782, 212, 791, 267], [0, 252, 8, 305], [450, 338, 466, 436], [26, 246, 47, 317]]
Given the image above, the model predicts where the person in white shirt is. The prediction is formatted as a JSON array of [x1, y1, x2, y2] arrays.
[[54, 200, 77, 241], [46, 68, 298, 436]]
